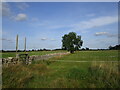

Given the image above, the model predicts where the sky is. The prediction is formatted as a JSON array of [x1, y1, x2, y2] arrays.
[[1, 2, 119, 50]]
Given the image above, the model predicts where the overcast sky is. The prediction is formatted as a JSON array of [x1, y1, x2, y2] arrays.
[[2, 2, 118, 50]]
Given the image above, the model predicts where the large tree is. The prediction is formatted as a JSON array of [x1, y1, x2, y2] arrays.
[[62, 32, 83, 53]]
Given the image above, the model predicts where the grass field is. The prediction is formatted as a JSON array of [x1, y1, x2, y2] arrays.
[[1, 50, 67, 58], [51, 50, 118, 61], [2, 50, 120, 88]]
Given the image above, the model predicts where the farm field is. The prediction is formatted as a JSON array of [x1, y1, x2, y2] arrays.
[[2, 50, 120, 88]]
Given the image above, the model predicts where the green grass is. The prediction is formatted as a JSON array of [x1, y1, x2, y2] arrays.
[[2, 50, 120, 88], [53, 50, 118, 61], [1, 50, 67, 58]]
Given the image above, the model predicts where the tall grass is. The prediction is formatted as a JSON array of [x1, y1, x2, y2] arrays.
[[3, 62, 119, 88], [88, 62, 119, 88], [65, 62, 120, 88], [2, 50, 119, 88], [2, 63, 49, 88]]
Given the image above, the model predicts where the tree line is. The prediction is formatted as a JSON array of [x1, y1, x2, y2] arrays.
[[109, 45, 120, 50]]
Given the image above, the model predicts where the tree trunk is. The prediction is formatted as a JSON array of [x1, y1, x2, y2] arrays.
[[70, 50, 74, 53]]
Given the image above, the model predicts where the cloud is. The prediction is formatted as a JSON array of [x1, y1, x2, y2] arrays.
[[83, 36, 118, 49], [30, 15, 118, 33], [2, 2, 11, 17], [41, 38, 47, 41], [40, 38, 56, 41], [14, 13, 27, 21], [2, 2, 29, 22], [95, 32, 108, 36], [39, 37, 56, 41], [16, 2, 29, 10], [107, 34, 118, 37], [71, 16, 118, 32], [94, 32, 118, 37]]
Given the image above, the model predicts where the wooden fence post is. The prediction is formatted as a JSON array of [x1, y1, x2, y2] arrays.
[[16, 34, 18, 58], [24, 37, 26, 53]]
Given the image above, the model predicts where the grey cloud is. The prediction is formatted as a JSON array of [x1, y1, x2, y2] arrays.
[[41, 38, 47, 41]]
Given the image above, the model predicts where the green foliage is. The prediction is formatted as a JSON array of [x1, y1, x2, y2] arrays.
[[62, 32, 83, 53]]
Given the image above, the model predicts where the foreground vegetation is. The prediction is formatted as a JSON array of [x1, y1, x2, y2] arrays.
[[2, 50, 120, 88]]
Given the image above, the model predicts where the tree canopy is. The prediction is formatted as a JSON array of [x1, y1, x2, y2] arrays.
[[62, 32, 83, 53]]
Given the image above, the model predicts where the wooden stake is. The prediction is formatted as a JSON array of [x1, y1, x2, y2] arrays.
[[24, 37, 26, 53], [16, 34, 18, 58]]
